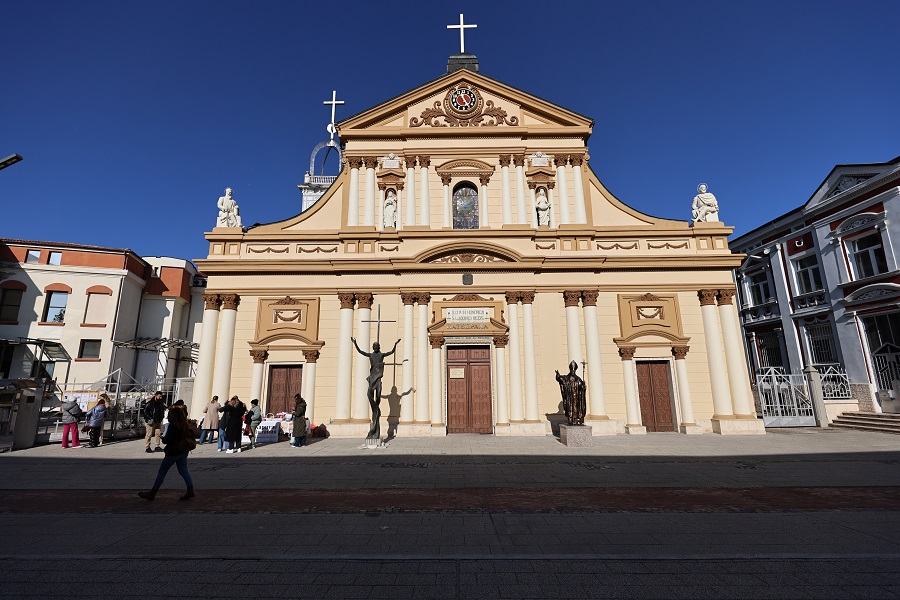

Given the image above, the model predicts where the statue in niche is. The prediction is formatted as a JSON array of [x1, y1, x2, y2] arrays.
[[216, 187, 243, 228], [691, 183, 719, 223], [351, 337, 401, 440], [535, 187, 551, 226], [383, 190, 398, 229], [555, 360, 586, 426]]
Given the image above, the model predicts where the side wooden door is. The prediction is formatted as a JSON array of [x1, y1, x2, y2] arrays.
[[636, 361, 676, 432], [267, 365, 303, 415]]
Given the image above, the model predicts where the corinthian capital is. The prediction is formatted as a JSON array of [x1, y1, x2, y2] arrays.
[[220, 293, 240, 310], [581, 290, 599, 306], [697, 289, 718, 306], [562, 290, 582, 307], [202, 293, 221, 311], [362, 156, 378, 169], [717, 289, 737, 305], [498, 154, 512, 167], [618, 346, 637, 360], [355, 292, 374, 309], [418, 156, 431, 168], [519, 291, 536, 304], [347, 156, 363, 169], [338, 293, 357, 309], [249, 350, 268, 364]]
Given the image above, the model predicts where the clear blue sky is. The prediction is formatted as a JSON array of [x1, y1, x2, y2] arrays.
[[3, 1, 899, 262]]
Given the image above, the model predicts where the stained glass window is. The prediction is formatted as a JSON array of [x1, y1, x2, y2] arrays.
[[452, 184, 479, 229]]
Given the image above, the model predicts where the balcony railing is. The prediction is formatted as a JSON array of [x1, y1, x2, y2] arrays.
[[793, 290, 828, 311], [740, 299, 780, 324]]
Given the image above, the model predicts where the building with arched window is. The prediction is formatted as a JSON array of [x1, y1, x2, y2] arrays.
[[194, 55, 763, 437]]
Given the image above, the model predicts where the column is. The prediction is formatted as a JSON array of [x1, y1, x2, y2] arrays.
[[554, 154, 571, 225], [717, 289, 754, 417], [499, 155, 513, 224], [619, 347, 643, 432], [302, 350, 319, 424], [376, 184, 385, 231], [395, 184, 404, 231], [363, 157, 377, 227], [581, 290, 608, 418], [547, 182, 557, 228], [353, 292, 374, 421], [571, 154, 587, 224], [441, 175, 452, 228], [404, 156, 417, 226], [190, 293, 220, 418], [335, 293, 356, 421], [211, 293, 240, 401], [430, 335, 444, 427], [418, 156, 431, 227], [400, 293, 416, 424], [698, 289, 734, 418], [505, 292, 524, 421], [514, 155, 527, 224], [527, 183, 538, 228], [479, 175, 491, 228], [347, 157, 362, 226], [672, 346, 696, 427], [493, 334, 510, 427], [563, 291, 584, 367], [249, 349, 267, 404], [520, 292, 540, 421], [415, 293, 430, 422]]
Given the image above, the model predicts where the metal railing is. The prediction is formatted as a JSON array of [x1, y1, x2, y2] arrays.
[[756, 367, 816, 427]]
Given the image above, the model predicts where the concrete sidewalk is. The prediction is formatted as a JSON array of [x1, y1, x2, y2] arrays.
[[2, 429, 899, 599]]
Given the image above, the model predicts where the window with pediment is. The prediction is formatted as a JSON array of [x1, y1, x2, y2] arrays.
[[452, 183, 479, 229]]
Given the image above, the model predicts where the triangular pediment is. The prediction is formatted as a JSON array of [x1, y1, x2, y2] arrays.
[[805, 155, 900, 208], [337, 69, 593, 137]]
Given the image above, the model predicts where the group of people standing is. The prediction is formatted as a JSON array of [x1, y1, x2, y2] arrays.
[[60, 393, 109, 448], [197, 395, 263, 453]]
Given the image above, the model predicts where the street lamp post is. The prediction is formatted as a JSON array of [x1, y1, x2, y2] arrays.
[[0, 154, 23, 171]]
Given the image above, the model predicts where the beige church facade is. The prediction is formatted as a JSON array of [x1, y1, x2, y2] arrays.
[[192, 67, 764, 438]]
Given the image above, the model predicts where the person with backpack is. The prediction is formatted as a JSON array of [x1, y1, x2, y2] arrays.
[[60, 396, 84, 449], [137, 405, 196, 501]]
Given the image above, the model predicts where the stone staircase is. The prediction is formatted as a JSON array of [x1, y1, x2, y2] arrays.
[[830, 412, 900, 434]]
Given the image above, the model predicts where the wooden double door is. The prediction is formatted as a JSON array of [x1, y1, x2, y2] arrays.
[[446, 346, 493, 434], [267, 365, 302, 415], [636, 361, 676, 432]]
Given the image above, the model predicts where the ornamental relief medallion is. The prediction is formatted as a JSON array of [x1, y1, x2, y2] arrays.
[[410, 83, 519, 128], [429, 253, 509, 264]]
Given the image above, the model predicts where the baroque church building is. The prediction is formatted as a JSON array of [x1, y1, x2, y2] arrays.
[[192, 54, 764, 438]]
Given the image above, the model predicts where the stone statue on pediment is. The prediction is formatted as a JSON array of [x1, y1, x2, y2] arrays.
[[216, 188, 243, 229], [691, 183, 719, 223]]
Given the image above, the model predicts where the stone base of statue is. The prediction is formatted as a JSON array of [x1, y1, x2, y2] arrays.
[[711, 416, 766, 435], [584, 418, 618, 436], [560, 424, 592, 447]]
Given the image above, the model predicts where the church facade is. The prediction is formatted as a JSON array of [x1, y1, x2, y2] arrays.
[[192, 64, 764, 437]]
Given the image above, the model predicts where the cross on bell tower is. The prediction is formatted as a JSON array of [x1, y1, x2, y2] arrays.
[[446, 14, 480, 74]]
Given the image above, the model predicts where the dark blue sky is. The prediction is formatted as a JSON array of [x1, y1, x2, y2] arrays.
[[3, 1, 898, 261]]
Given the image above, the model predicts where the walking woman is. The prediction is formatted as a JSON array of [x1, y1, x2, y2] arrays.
[[84, 397, 108, 448], [223, 396, 246, 454], [138, 405, 196, 501]]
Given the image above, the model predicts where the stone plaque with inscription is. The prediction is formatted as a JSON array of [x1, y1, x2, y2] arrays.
[[446, 307, 490, 330]]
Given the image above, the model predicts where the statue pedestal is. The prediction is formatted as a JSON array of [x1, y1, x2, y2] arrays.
[[559, 424, 592, 447]]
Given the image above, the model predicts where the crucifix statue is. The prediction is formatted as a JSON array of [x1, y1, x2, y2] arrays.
[[351, 337, 400, 441], [447, 13, 477, 54], [323, 90, 344, 142]]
